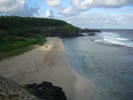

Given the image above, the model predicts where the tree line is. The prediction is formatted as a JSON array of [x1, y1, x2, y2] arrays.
[[0, 16, 80, 37]]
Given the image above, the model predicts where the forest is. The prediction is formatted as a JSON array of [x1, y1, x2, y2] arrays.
[[0, 16, 80, 37], [0, 16, 80, 60]]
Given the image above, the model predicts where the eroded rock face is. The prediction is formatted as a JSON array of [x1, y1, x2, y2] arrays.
[[24, 81, 67, 100], [0, 76, 40, 100], [0, 76, 67, 100]]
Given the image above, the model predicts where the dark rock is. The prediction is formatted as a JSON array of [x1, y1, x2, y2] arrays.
[[78, 33, 85, 36], [81, 28, 101, 33], [88, 32, 96, 36], [0, 76, 39, 100], [40, 81, 53, 87], [23, 81, 67, 100]]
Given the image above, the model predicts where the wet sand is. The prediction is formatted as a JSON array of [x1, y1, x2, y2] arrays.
[[0, 37, 95, 100]]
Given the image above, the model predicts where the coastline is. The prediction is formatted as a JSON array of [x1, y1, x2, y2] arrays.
[[0, 37, 95, 100]]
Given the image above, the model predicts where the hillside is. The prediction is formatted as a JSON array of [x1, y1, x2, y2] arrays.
[[0, 16, 80, 60], [0, 16, 80, 37]]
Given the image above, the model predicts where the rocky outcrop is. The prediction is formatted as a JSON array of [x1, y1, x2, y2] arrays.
[[0, 76, 40, 100], [88, 32, 96, 36], [81, 28, 101, 33], [0, 76, 67, 100], [23, 81, 67, 100]]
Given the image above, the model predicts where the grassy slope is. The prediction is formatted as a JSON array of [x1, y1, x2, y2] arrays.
[[0, 34, 46, 60]]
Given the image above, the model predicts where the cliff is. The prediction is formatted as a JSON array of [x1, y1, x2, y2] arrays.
[[0, 76, 40, 100], [0, 76, 67, 100]]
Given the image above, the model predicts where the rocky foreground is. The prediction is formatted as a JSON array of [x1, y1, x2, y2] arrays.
[[0, 76, 40, 100], [23, 82, 67, 100], [0, 76, 67, 100]]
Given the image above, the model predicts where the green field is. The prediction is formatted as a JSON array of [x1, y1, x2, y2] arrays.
[[0, 34, 46, 60]]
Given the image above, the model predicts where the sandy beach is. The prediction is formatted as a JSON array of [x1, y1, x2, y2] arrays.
[[0, 37, 95, 100]]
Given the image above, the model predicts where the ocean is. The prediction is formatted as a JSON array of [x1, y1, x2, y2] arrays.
[[63, 29, 133, 100]]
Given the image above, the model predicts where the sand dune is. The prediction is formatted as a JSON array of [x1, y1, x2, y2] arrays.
[[0, 37, 95, 100]]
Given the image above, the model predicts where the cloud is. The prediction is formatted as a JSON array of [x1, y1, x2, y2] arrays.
[[45, 9, 54, 18], [0, 0, 40, 16], [45, 0, 60, 7], [58, 0, 133, 16], [57, 12, 133, 29], [71, 0, 92, 10], [71, 0, 133, 8], [58, 7, 78, 16]]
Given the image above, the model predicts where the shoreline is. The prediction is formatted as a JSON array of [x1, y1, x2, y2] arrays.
[[0, 37, 95, 100]]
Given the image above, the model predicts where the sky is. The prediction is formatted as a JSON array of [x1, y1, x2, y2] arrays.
[[0, 0, 133, 29]]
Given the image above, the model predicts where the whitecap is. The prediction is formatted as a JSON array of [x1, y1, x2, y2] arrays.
[[94, 31, 133, 48], [117, 38, 129, 41]]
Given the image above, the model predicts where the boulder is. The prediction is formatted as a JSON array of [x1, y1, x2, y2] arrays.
[[24, 81, 67, 100], [0, 76, 40, 100]]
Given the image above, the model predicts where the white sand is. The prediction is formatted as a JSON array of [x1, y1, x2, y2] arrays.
[[0, 37, 95, 100]]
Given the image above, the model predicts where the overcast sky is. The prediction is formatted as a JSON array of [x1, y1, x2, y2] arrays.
[[0, 0, 133, 29]]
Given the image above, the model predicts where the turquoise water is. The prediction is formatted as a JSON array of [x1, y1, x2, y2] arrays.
[[63, 30, 133, 100]]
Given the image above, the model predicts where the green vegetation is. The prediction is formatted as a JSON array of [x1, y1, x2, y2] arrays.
[[0, 16, 80, 37], [0, 16, 67, 29], [0, 33, 46, 60], [0, 34, 45, 52], [0, 16, 80, 60], [22, 85, 37, 94]]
